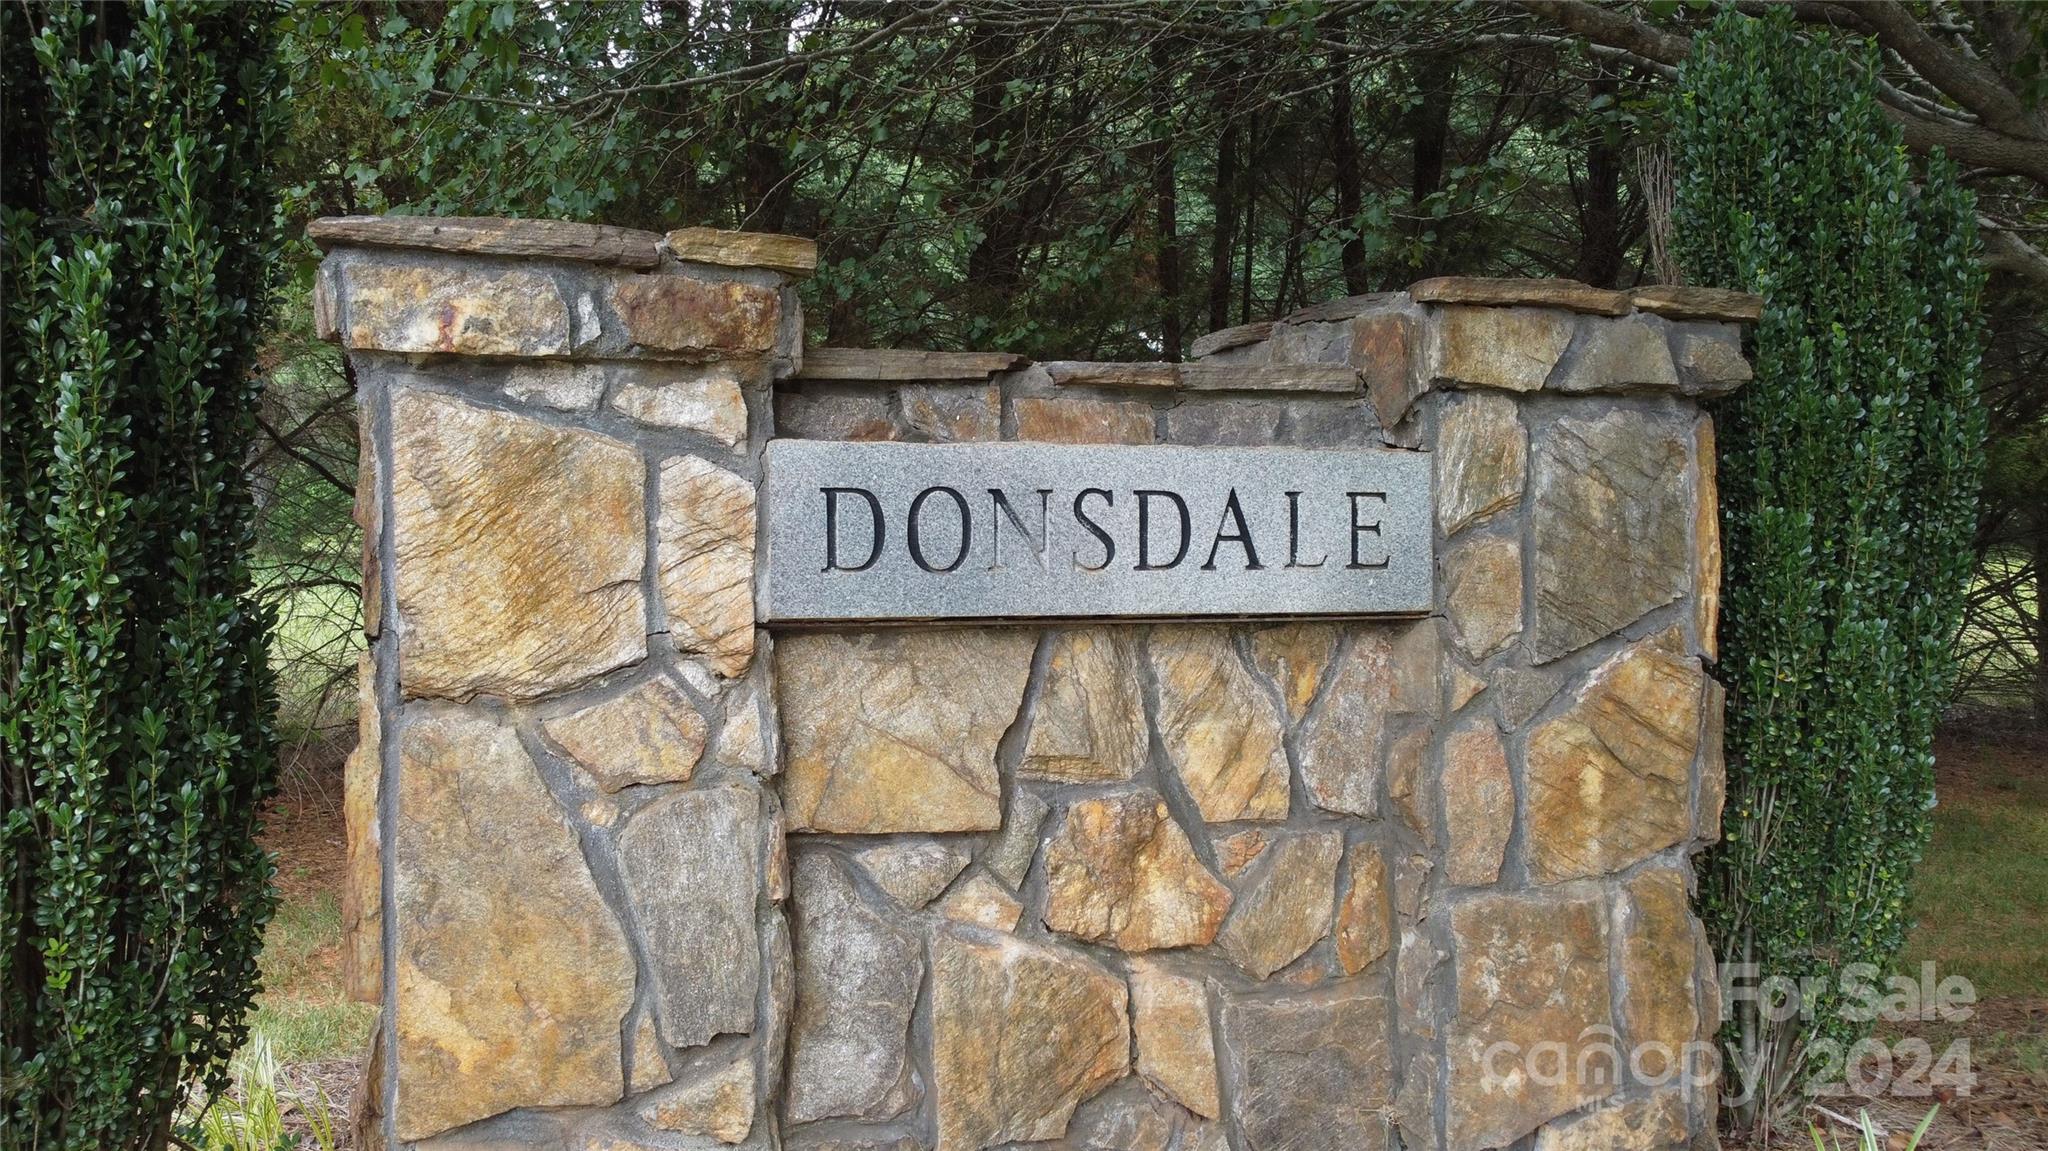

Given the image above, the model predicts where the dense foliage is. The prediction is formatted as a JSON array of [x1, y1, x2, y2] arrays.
[[251, 1, 1676, 730], [1, 2, 286, 1144], [1677, 10, 1987, 1130], [286, 2, 1660, 357]]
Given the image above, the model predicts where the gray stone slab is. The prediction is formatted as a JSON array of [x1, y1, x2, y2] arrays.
[[760, 440, 1431, 622]]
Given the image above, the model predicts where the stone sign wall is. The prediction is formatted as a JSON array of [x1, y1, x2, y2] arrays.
[[317, 214, 1755, 1151]]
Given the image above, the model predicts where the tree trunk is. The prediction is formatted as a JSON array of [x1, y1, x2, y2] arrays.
[[1329, 61, 1369, 295], [1208, 116, 1240, 332], [1241, 159, 1256, 324], [1573, 74, 1625, 286], [1151, 42, 1184, 360], [966, 25, 1040, 298], [1278, 177, 1309, 314], [740, 1, 795, 232], [641, 0, 699, 227], [1405, 55, 1455, 282]]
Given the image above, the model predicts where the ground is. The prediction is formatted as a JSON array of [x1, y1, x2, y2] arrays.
[[243, 733, 376, 1143], [239, 723, 2046, 1150], [1858, 726, 2048, 1151]]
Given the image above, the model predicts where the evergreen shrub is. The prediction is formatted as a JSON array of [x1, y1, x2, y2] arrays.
[[3, 3, 286, 1145], [1674, 9, 1987, 1129]]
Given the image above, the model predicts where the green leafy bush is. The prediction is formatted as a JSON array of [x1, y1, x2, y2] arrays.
[[2, 2, 286, 1145], [1674, 9, 1986, 1131]]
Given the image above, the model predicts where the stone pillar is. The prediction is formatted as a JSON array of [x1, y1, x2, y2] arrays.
[[319, 216, 806, 1149], [1191, 275, 1752, 1151], [324, 215, 1753, 1151]]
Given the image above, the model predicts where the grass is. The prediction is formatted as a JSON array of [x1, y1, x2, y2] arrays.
[[1900, 738, 2048, 1000], [1853, 730, 2048, 1150], [1965, 1026, 2048, 1079], [251, 892, 375, 1066], [1807, 1106, 1940, 1151]]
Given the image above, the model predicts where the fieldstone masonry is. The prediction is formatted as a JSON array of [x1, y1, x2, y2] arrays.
[[318, 215, 1755, 1151]]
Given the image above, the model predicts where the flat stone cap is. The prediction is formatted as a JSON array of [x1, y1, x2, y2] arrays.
[[794, 347, 1026, 381], [664, 227, 819, 279], [1627, 285, 1764, 322], [308, 215, 665, 269], [1410, 276, 1632, 316], [1045, 361, 1360, 394], [307, 215, 826, 281], [1188, 321, 1272, 359], [1406, 275, 1762, 323]]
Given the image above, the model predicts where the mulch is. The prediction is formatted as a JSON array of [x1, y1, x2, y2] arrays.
[[264, 733, 351, 904]]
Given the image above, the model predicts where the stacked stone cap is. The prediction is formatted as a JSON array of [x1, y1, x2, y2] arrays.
[[1040, 361, 1363, 393], [309, 214, 825, 277], [785, 349, 1363, 395], [310, 215, 811, 367], [1173, 275, 1762, 429], [1408, 275, 1762, 322], [867, 276, 1763, 422], [664, 226, 819, 279], [309, 215, 668, 268]]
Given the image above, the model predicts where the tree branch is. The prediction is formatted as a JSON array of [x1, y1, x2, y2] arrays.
[[1515, 0, 2048, 187], [1981, 218, 2048, 289], [1468, 31, 1678, 78], [433, 4, 956, 112], [1887, 105, 2048, 188], [1513, 0, 1692, 66], [1806, 0, 2041, 138], [255, 413, 354, 499]]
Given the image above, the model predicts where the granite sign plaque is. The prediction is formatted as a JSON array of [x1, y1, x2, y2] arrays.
[[759, 440, 1431, 623]]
